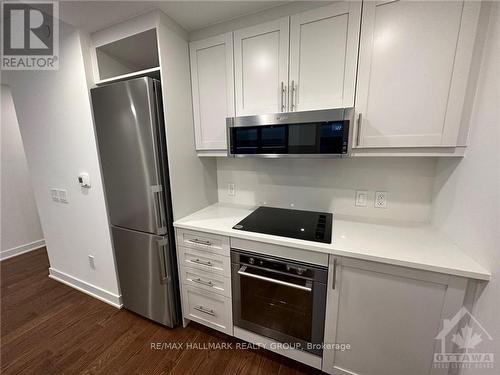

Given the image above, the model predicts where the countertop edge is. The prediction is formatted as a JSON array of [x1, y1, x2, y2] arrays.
[[173, 222, 491, 282]]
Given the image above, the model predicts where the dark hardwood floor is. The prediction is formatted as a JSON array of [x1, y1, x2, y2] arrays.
[[1, 248, 321, 374]]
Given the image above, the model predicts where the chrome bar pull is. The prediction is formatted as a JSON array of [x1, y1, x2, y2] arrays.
[[280, 81, 286, 112], [356, 113, 362, 146], [157, 238, 169, 284], [190, 258, 213, 267], [190, 238, 212, 246], [290, 80, 296, 111], [151, 185, 167, 235], [192, 277, 214, 287], [194, 305, 215, 316], [332, 257, 337, 290], [238, 265, 312, 292]]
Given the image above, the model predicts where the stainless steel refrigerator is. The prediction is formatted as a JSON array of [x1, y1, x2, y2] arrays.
[[91, 77, 180, 327]]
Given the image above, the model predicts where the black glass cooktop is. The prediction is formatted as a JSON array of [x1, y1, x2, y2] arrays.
[[233, 206, 333, 244]]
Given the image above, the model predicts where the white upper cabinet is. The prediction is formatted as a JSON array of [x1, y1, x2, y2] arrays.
[[189, 33, 234, 151], [289, 2, 361, 111], [234, 18, 290, 116], [354, 0, 481, 149]]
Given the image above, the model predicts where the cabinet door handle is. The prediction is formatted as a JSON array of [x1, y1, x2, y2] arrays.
[[194, 305, 215, 316], [280, 81, 286, 112], [356, 113, 362, 146], [332, 257, 337, 290], [190, 258, 213, 267], [192, 277, 214, 287], [290, 80, 296, 111], [189, 238, 212, 246]]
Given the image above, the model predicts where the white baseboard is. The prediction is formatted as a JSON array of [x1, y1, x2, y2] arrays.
[[0, 239, 46, 261], [49, 267, 122, 308]]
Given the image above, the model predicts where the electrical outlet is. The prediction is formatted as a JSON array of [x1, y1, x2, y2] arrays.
[[88, 255, 95, 269], [355, 190, 368, 207], [375, 191, 388, 208], [50, 188, 59, 202], [228, 183, 236, 196], [58, 189, 69, 203]]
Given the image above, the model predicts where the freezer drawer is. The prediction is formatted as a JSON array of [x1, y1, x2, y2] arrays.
[[112, 226, 176, 327]]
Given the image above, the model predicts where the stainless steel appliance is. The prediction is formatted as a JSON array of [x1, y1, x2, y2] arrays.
[[91, 77, 180, 327], [227, 108, 353, 157], [231, 249, 328, 356], [233, 206, 333, 244]]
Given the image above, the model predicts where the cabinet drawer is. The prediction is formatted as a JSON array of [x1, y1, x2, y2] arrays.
[[183, 286, 232, 335], [180, 266, 231, 298], [176, 229, 229, 256], [178, 246, 230, 277]]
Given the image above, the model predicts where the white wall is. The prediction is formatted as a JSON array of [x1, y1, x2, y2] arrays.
[[218, 157, 437, 223], [1, 22, 121, 305], [1, 85, 44, 259], [431, 3, 500, 373]]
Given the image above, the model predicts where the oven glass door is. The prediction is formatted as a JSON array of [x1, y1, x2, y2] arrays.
[[235, 264, 314, 342]]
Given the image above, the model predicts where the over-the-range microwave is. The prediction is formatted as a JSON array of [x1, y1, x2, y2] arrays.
[[227, 108, 354, 158]]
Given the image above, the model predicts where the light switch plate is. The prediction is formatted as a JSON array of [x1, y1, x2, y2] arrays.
[[355, 190, 368, 207], [50, 188, 59, 202], [228, 183, 236, 196], [58, 189, 69, 203], [375, 191, 387, 208]]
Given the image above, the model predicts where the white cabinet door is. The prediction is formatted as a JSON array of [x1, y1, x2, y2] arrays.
[[322, 257, 468, 375], [190, 33, 234, 151], [234, 18, 289, 116], [289, 2, 361, 111], [354, 1, 480, 148]]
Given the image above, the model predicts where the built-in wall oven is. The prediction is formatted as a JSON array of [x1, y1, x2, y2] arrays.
[[231, 249, 328, 356]]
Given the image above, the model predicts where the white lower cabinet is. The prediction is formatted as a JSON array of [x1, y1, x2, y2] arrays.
[[182, 285, 232, 335], [178, 246, 230, 276], [322, 256, 468, 375], [176, 229, 232, 335], [180, 266, 231, 297]]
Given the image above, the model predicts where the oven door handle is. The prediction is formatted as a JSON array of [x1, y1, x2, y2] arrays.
[[237, 266, 312, 292]]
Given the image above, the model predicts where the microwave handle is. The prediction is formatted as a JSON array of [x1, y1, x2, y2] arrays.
[[238, 265, 312, 292]]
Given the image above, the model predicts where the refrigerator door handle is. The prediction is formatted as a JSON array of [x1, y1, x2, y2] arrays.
[[151, 185, 167, 235], [157, 238, 170, 284]]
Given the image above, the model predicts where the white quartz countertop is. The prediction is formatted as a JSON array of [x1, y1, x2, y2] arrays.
[[173, 203, 491, 281]]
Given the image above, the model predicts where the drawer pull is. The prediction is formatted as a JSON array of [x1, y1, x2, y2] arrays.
[[190, 258, 213, 267], [194, 305, 215, 316], [192, 277, 214, 287], [189, 238, 212, 246]]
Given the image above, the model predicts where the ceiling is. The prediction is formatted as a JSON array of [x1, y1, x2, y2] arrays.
[[60, 1, 287, 34]]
